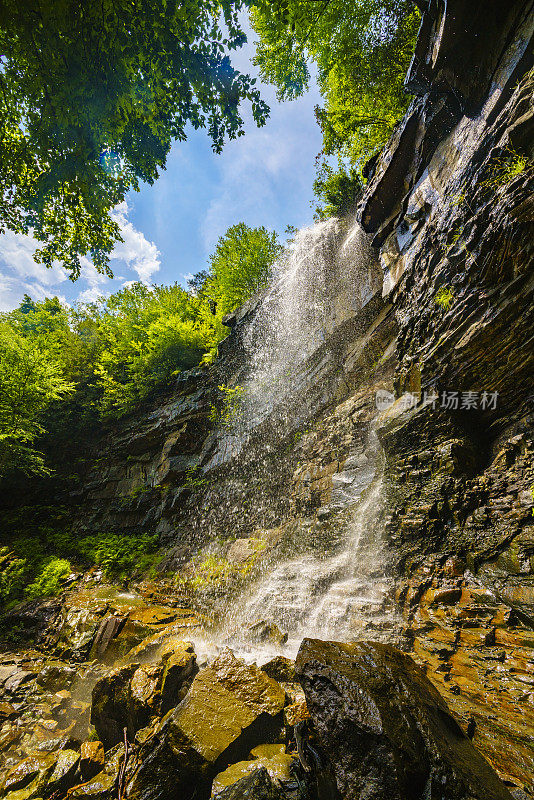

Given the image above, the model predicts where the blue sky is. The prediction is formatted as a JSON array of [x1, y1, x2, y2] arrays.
[[0, 25, 322, 311]]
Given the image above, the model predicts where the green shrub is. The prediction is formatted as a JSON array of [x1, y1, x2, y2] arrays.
[[0, 507, 161, 608], [76, 532, 159, 577], [25, 557, 71, 599], [0, 548, 28, 604], [435, 287, 454, 310], [313, 163, 363, 220]]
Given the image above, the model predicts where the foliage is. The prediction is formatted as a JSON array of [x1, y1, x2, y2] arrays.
[[0, 506, 160, 608], [76, 282, 216, 417], [0, 0, 268, 278], [209, 384, 247, 430], [481, 147, 529, 190], [183, 465, 209, 490], [25, 557, 71, 599], [313, 163, 363, 219], [251, 0, 420, 198], [180, 538, 267, 593], [434, 287, 454, 310], [0, 548, 27, 604], [0, 320, 75, 476], [198, 223, 283, 318], [76, 532, 159, 576], [0, 221, 284, 475]]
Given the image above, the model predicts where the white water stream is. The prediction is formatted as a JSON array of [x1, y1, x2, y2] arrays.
[[205, 218, 395, 660]]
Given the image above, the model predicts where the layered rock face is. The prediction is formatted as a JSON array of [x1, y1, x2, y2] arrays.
[[356, 0, 534, 792]]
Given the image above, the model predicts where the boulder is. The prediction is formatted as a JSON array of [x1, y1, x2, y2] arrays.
[[91, 663, 138, 749], [213, 767, 286, 800], [211, 744, 294, 795], [126, 650, 285, 800], [91, 642, 197, 747], [208, 649, 286, 714], [261, 656, 296, 683], [246, 621, 288, 647], [45, 750, 80, 796], [295, 639, 514, 800], [80, 741, 106, 780], [159, 641, 198, 714], [128, 664, 162, 731], [1, 753, 56, 797]]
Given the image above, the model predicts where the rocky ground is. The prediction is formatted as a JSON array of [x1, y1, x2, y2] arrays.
[[0, 574, 525, 800]]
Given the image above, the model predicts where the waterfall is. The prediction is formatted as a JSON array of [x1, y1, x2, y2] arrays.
[[211, 216, 379, 464], [221, 427, 396, 659], [203, 216, 395, 659]]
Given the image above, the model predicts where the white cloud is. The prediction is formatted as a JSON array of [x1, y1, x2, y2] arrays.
[[201, 94, 321, 254], [110, 202, 161, 284], [199, 21, 322, 256], [0, 229, 68, 286], [0, 203, 161, 310]]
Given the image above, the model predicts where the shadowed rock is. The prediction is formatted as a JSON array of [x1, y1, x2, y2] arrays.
[[295, 638, 515, 800], [213, 766, 286, 799]]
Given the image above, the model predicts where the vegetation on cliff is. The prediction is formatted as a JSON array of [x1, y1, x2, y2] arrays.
[[251, 0, 420, 214], [0, 505, 159, 608], [0, 223, 281, 476]]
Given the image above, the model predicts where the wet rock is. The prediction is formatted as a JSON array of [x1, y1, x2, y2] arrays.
[[159, 641, 197, 714], [45, 749, 80, 796], [261, 656, 296, 683], [126, 650, 285, 800], [430, 586, 463, 605], [124, 619, 200, 665], [2, 599, 61, 644], [90, 615, 127, 659], [90, 640, 197, 748], [213, 767, 286, 800], [1, 753, 55, 795], [80, 741, 106, 780], [284, 698, 309, 728], [0, 701, 18, 722], [35, 661, 76, 691], [67, 771, 116, 799], [208, 649, 286, 714], [4, 668, 38, 694], [91, 663, 138, 749], [211, 745, 294, 795], [295, 638, 514, 800], [128, 664, 162, 730], [246, 621, 288, 647]]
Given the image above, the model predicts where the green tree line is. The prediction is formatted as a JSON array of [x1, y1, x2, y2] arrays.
[[0, 224, 282, 478]]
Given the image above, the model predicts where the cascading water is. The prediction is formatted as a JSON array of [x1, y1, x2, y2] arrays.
[[222, 427, 396, 659], [210, 216, 379, 464], [205, 217, 396, 659]]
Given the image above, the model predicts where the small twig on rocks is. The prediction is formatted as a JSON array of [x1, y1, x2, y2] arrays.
[[117, 726, 130, 800]]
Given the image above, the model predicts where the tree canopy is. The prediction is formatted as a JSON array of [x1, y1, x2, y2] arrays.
[[0, 0, 268, 278], [250, 0, 420, 212], [199, 222, 283, 317], [0, 321, 74, 477]]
